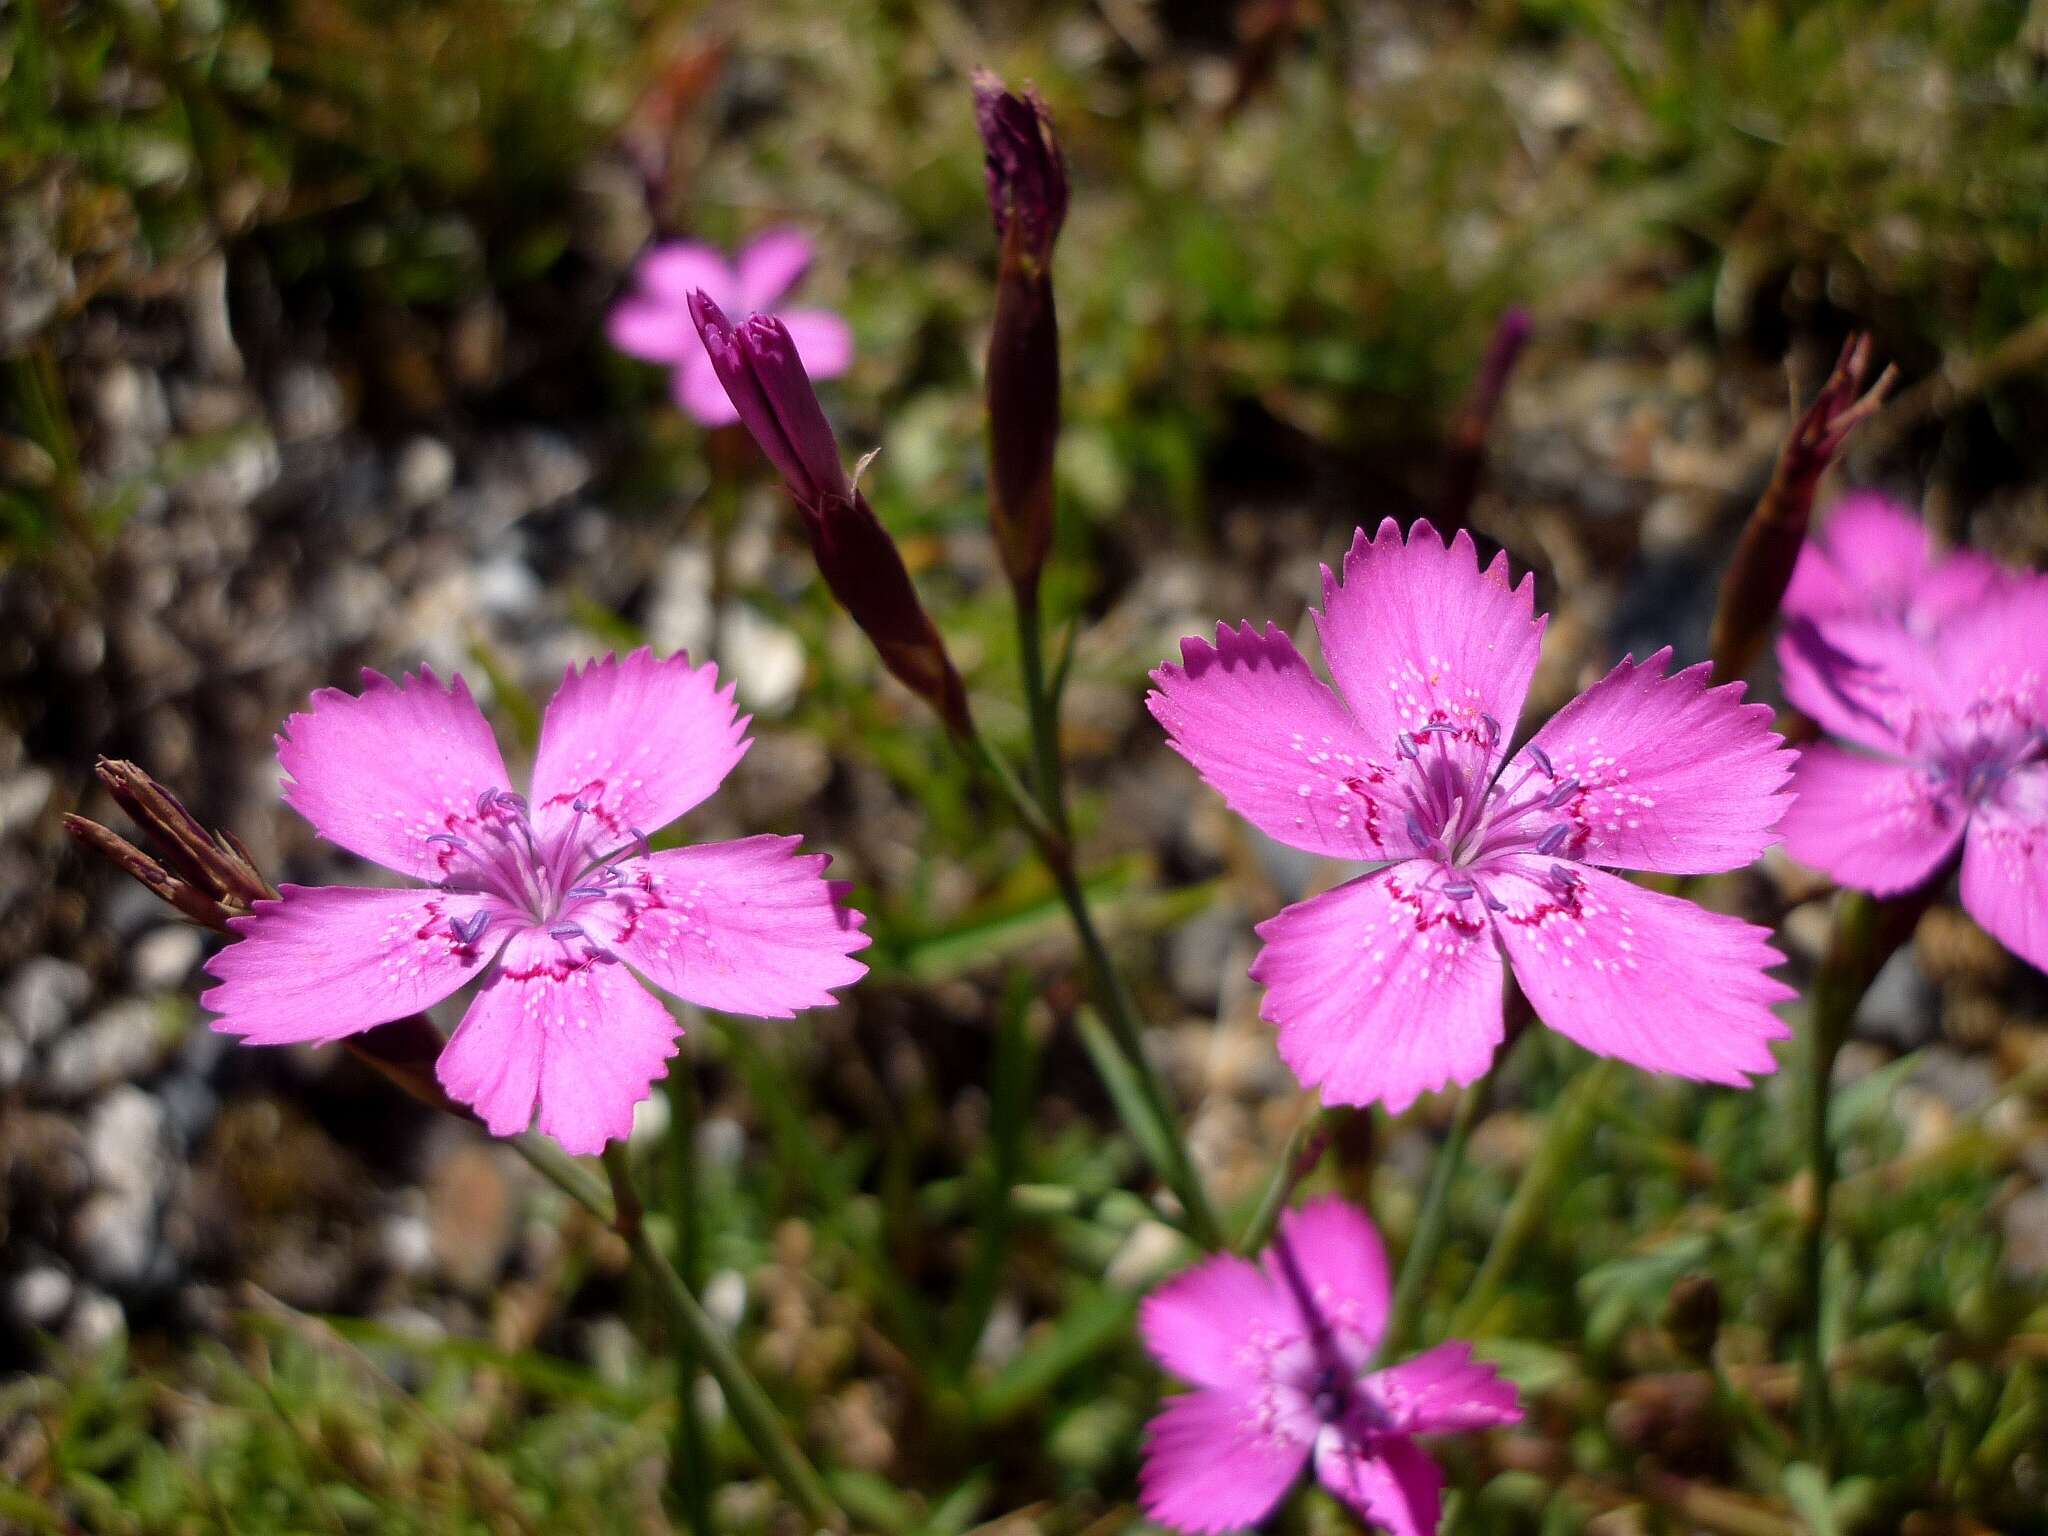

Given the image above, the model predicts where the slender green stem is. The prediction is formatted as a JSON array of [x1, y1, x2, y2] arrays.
[[664, 1072, 716, 1536], [598, 1146, 847, 1534], [952, 713, 1225, 1250], [1380, 1073, 1495, 1364], [1014, 579, 1070, 841], [1795, 885, 1930, 1472], [1237, 1102, 1329, 1255], [1450, 1059, 1617, 1337], [510, 1134, 614, 1221]]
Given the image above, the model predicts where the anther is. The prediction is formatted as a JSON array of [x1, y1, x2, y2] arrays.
[[425, 833, 468, 850], [1541, 778, 1579, 810], [448, 910, 493, 946], [1415, 722, 1457, 738], [1527, 744, 1555, 778], [548, 922, 589, 942], [1440, 881, 1476, 900], [629, 826, 652, 861], [1480, 714, 1501, 744], [1396, 732, 1419, 761], [1535, 823, 1571, 856]]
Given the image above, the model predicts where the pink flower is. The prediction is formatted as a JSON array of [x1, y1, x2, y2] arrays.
[[1778, 509, 2048, 970], [1782, 491, 2013, 639], [1139, 1197, 1520, 1536], [608, 229, 853, 427], [1148, 518, 1795, 1111], [202, 650, 869, 1154]]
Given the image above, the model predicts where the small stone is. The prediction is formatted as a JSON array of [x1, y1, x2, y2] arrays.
[[273, 364, 346, 441], [718, 604, 805, 715], [2004, 1186, 2048, 1279], [0, 766, 53, 835], [43, 1001, 165, 1097], [645, 546, 715, 658], [380, 1209, 435, 1277], [9, 1265, 74, 1330], [64, 1290, 126, 1354], [72, 1192, 156, 1288], [393, 436, 456, 507], [425, 1142, 515, 1294], [473, 554, 541, 619], [1166, 904, 1246, 1011], [84, 1087, 168, 1199], [130, 926, 206, 991]]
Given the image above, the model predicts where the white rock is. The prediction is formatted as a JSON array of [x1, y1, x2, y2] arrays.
[[130, 926, 205, 991]]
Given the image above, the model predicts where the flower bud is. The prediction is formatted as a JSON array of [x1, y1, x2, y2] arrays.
[[689, 294, 974, 736], [975, 71, 1067, 596], [1662, 1272, 1723, 1363], [1709, 334, 1896, 681]]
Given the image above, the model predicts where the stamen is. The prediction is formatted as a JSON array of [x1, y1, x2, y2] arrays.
[[1415, 722, 1457, 738], [1548, 862, 1580, 889], [1535, 823, 1571, 856], [1396, 732, 1419, 761], [1440, 881, 1476, 900], [548, 922, 589, 942], [425, 833, 468, 850], [1484, 894, 1508, 913], [1480, 714, 1501, 745], [1541, 778, 1580, 810], [1527, 744, 1555, 779], [448, 910, 493, 947], [629, 826, 653, 861], [567, 884, 622, 901]]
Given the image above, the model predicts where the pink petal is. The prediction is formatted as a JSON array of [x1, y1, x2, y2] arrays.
[[437, 928, 682, 1153], [590, 836, 869, 1018], [1148, 622, 1412, 861], [1509, 650, 1794, 875], [673, 352, 743, 425], [1366, 1341, 1523, 1435], [778, 309, 854, 381], [1780, 744, 1965, 896], [734, 226, 814, 310], [1915, 547, 2017, 630], [1776, 615, 1929, 755], [202, 885, 506, 1044], [1960, 763, 2048, 974], [1487, 857, 1790, 1085], [1139, 1250, 1294, 1392], [1139, 1388, 1310, 1535], [529, 649, 750, 850], [1314, 1430, 1443, 1536], [1263, 1197, 1391, 1353], [1250, 866, 1506, 1113], [1314, 518, 1544, 774], [606, 295, 698, 364], [277, 667, 513, 883], [1928, 579, 2048, 743], [635, 241, 738, 307], [1782, 492, 1929, 625]]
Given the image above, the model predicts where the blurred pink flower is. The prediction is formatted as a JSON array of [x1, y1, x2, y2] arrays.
[[203, 650, 868, 1154], [1139, 1197, 1520, 1536], [1782, 491, 2013, 639], [1778, 506, 2048, 969], [1148, 518, 1795, 1111], [608, 229, 852, 426]]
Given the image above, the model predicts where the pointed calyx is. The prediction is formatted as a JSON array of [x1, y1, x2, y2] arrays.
[[1709, 333, 1897, 681], [65, 759, 469, 1118], [974, 70, 1067, 597], [65, 759, 273, 932], [689, 292, 974, 737]]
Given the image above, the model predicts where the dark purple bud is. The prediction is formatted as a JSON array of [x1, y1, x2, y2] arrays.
[[1439, 306, 1532, 527], [973, 71, 1067, 267], [688, 292, 849, 510], [1709, 332, 1897, 680], [689, 293, 975, 737], [974, 71, 1067, 596]]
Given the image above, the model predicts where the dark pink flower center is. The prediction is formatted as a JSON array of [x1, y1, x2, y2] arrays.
[[425, 787, 650, 956]]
